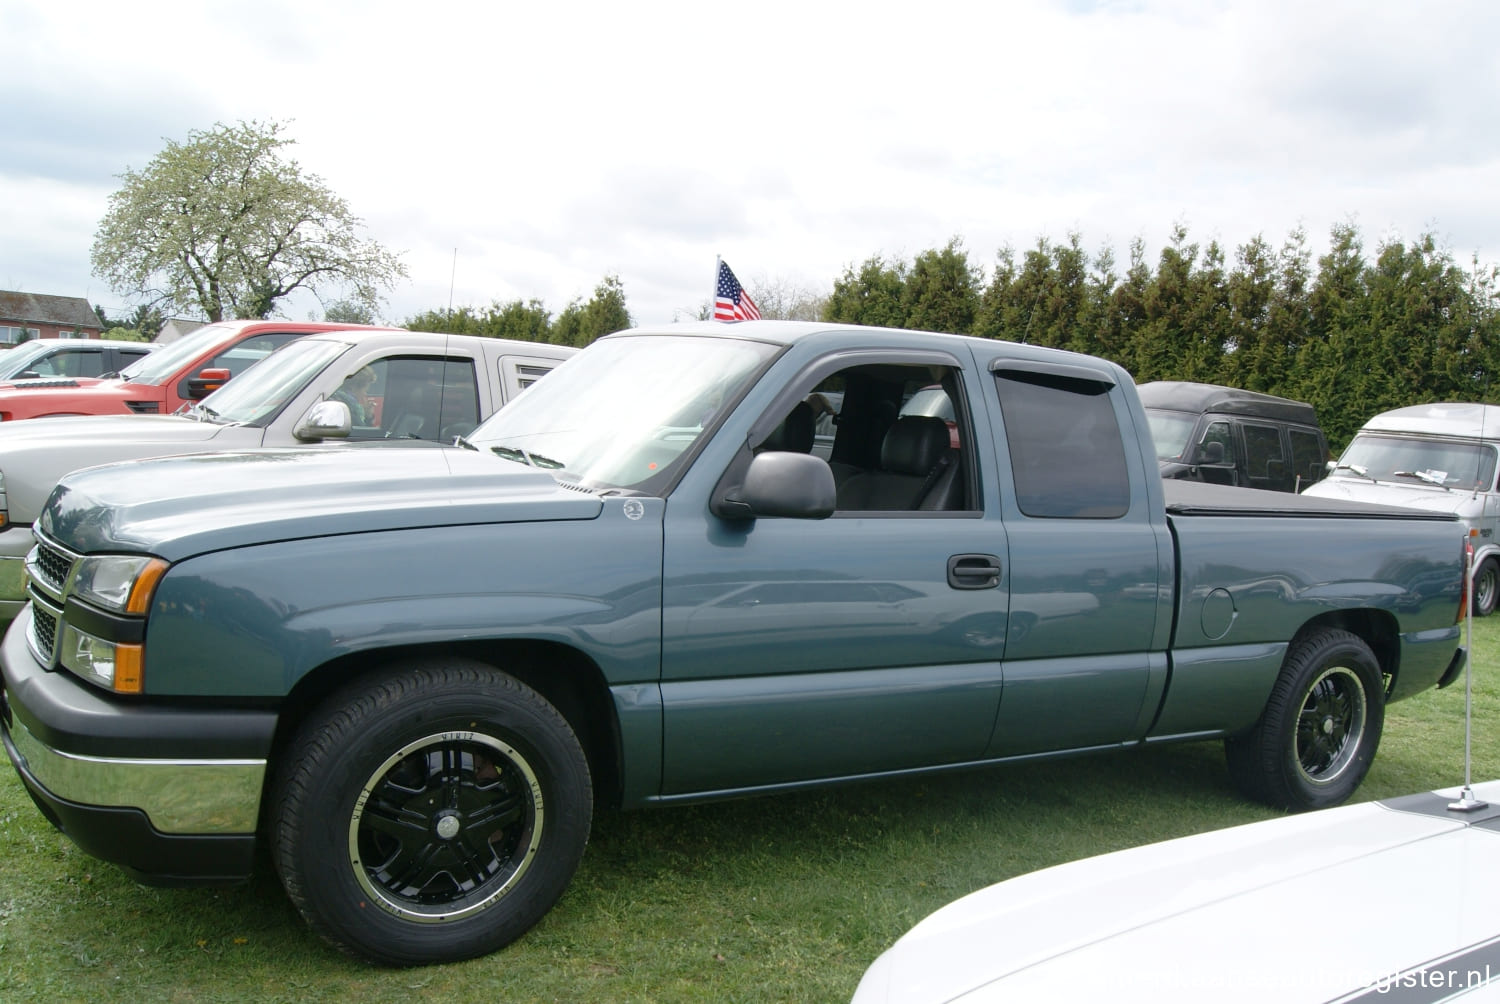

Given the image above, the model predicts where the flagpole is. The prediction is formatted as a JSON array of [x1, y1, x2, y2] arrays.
[[713, 255, 722, 321]]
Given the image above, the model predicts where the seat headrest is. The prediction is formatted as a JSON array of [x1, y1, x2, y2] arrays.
[[881, 415, 949, 475], [761, 400, 816, 454]]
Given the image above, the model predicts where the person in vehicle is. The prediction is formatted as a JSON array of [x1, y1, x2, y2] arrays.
[[332, 367, 377, 425]]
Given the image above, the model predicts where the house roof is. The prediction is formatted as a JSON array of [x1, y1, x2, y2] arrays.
[[0, 291, 100, 329]]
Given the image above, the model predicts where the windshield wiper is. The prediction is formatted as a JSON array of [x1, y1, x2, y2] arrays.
[[1333, 463, 1374, 481], [187, 403, 241, 426], [1393, 470, 1449, 488], [489, 444, 565, 470]]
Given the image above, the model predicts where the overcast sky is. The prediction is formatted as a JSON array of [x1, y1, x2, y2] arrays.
[[6, 0, 1499, 328]]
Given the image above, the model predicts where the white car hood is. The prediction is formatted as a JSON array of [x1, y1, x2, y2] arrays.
[[0, 413, 234, 446], [0, 413, 260, 524], [1303, 477, 1482, 517], [855, 782, 1500, 1003]]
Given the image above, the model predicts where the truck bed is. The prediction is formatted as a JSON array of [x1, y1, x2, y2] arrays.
[[1163, 479, 1460, 521]]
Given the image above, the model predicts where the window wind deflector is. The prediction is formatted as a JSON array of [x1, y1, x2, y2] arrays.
[[990, 358, 1117, 392]]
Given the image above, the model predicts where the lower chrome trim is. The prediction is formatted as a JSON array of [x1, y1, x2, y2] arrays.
[[7, 713, 264, 834]]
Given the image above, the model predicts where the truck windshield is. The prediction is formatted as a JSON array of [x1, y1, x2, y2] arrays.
[[190, 338, 350, 425], [1334, 433, 1497, 489], [1144, 408, 1198, 461], [0, 340, 68, 378], [118, 322, 237, 385], [465, 334, 779, 491]]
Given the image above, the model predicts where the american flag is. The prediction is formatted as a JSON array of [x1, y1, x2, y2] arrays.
[[713, 260, 761, 321]]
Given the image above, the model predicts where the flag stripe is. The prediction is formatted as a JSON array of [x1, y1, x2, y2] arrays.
[[714, 261, 760, 322]]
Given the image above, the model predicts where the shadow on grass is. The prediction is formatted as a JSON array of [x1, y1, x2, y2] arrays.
[[0, 661, 1490, 1003]]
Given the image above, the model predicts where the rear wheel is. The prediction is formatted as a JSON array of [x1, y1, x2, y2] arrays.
[[1225, 628, 1384, 811], [1474, 557, 1499, 617], [270, 658, 592, 965]]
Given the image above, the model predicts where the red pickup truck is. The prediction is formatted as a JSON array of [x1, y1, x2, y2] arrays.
[[0, 320, 395, 421]]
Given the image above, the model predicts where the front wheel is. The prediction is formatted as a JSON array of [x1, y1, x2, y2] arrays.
[[1474, 557, 1499, 617], [1225, 628, 1384, 811], [270, 659, 593, 966]]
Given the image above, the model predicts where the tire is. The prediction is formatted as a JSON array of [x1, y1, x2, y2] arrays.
[[1224, 628, 1384, 811], [270, 658, 593, 966], [1474, 557, 1499, 617]]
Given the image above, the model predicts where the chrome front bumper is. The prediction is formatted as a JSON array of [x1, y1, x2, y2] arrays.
[[5, 710, 265, 834]]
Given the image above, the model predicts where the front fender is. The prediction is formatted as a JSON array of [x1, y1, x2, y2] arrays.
[[142, 500, 665, 698]]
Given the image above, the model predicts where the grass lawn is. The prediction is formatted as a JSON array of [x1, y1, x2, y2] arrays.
[[2, 619, 1495, 1003]]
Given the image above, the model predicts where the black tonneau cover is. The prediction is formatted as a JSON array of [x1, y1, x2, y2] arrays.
[[1162, 479, 1459, 521]]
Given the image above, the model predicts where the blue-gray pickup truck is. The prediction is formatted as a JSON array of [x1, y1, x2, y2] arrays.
[[0, 321, 1469, 966]]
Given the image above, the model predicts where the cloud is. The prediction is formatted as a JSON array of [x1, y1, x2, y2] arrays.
[[5, 0, 1500, 327]]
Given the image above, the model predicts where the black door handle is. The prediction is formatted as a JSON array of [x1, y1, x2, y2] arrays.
[[948, 553, 1001, 590]]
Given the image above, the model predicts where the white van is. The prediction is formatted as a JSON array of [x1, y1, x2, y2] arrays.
[[1302, 402, 1500, 614]]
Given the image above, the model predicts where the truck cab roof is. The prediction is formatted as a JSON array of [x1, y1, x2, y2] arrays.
[[1361, 402, 1500, 440], [1136, 380, 1320, 427]]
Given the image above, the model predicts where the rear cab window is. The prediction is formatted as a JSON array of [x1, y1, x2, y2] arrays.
[[994, 367, 1130, 519]]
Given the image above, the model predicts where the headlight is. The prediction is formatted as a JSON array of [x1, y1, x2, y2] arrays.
[[71, 555, 169, 614], [61, 624, 144, 693]]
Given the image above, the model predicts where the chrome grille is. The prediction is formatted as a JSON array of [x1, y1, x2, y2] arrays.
[[26, 530, 76, 667], [29, 599, 58, 662], [32, 540, 72, 593]]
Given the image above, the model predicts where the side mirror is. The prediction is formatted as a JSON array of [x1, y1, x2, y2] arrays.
[[1196, 440, 1226, 465], [1325, 459, 1338, 473], [18, 370, 41, 380], [737, 452, 836, 519], [187, 367, 233, 399], [295, 399, 353, 441]]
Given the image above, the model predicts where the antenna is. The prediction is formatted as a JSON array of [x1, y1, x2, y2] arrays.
[[441, 247, 457, 446], [1019, 282, 1044, 346], [447, 248, 458, 317], [1448, 535, 1487, 811], [1449, 389, 1490, 812]]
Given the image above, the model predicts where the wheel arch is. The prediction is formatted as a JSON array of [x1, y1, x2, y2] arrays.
[[1471, 541, 1500, 567], [1287, 608, 1399, 698], [269, 639, 626, 811], [1471, 551, 1500, 617]]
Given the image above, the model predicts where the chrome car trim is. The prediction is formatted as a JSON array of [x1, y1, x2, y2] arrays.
[[8, 713, 264, 834], [26, 528, 77, 600], [24, 528, 76, 669], [25, 585, 62, 667]]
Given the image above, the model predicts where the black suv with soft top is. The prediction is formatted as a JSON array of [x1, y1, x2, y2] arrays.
[[1139, 381, 1330, 493]]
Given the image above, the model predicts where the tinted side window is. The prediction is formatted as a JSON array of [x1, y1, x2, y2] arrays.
[[1200, 420, 1237, 464], [1243, 423, 1286, 483], [364, 357, 481, 441], [47, 348, 104, 377], [1289, 429, 1325, 488], [210, 333, 304, 376], [995, 371, 1129, 518]]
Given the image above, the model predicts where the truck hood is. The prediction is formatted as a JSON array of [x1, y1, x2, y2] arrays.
[[854, 781, 1500, 1003], [0, 414, 260, 524], [0, 413, 233, 448], [0, 377, 141, 405], [0, 376, 109, 390], [1302, 476, 1485, 517], [38, 446, 604, 561]]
